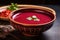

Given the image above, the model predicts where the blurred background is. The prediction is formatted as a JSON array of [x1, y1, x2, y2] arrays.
[[0, 0, 60, 5]]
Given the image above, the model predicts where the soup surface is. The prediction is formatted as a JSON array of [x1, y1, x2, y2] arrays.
[[12, 10, 52, 24]]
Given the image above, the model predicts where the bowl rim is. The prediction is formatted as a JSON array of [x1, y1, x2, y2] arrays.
[[9, 5, 56, 26]]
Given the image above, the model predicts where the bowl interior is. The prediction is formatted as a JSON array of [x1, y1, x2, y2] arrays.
[[11, 9, 54, 20], [9, 5, 56, 26]]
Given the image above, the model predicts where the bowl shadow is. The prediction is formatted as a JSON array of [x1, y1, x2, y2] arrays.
[[10, 30, 48, 40]]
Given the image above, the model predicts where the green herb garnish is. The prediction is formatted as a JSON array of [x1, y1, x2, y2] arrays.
[[7, 3, 18, 11], [26, 15, 40, 21]]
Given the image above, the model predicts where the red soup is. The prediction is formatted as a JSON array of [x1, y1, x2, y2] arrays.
[[12, 9, 52, 24]]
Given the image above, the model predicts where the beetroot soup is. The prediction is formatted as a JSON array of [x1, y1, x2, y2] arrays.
[[12, 9, 52, 24]]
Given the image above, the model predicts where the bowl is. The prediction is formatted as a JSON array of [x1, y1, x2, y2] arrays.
[[9, 5, 56, 36]]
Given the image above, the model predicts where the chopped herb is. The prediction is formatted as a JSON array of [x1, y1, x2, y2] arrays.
[[26, 15, 40, 21], [7, 3, 18, 11], [34, 18, 40, 21]]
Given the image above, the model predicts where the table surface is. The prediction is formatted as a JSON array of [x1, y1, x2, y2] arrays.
[[0, 5, 60, 40]]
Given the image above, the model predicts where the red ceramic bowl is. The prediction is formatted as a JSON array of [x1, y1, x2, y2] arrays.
[[9, 5, 56, 36]]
